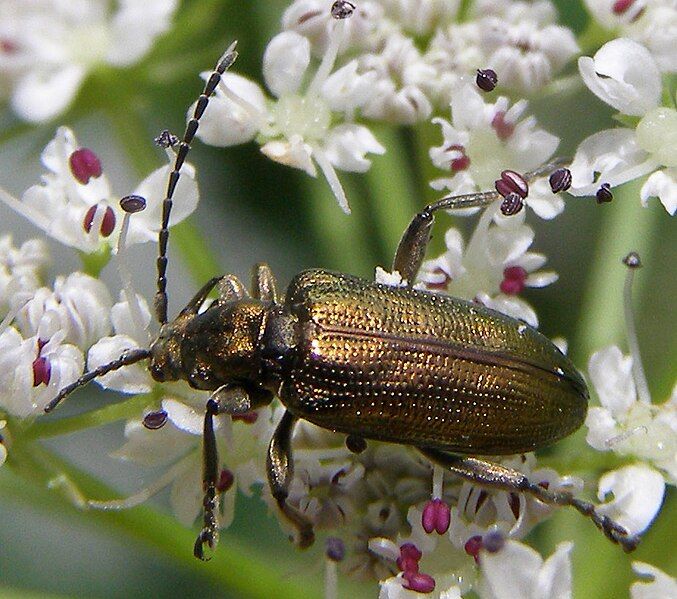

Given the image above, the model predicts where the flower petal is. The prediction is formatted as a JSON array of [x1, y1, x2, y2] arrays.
[[263, 31, 310, 97]]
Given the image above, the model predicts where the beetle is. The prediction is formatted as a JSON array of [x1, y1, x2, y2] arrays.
[[47, 44, 639, 559]]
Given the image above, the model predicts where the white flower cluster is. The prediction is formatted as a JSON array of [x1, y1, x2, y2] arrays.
[[192, 0, 579, 212], [0, 0, 179, 122]]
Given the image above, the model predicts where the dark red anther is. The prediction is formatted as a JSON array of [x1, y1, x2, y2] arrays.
[[623, 251, 642, 269], [483, 530, 505, 553], [447, 144, 470, 171], [69, 148, 102, 184], [500, 193, 524, 216], [549, 168, 572, 193], [500, 266, 528, 295], [612, 0, 636, 14], [83, 204, 116, 237], [495, 170, 529, 199], [491, 111, 514, 140], [143, 409, 168, 430], [476, 68, 498, 92], [596, 183, 613, 204], [1, 39, 18, 53], [403, 571, 436, 594], [422, 498, 451, 534], [464, 535, 483, 563], [232, 411, 258, 424], [216, 469, 234, 493], [397, 543, 422, 573], [37, 338, 48, 351], [331, 0, 355, 19], [538, 480, 550, 490], [120, 194, 147, 213], [326, 537, 346, 562], [508, 492, 521, 520], [331, 468, 346, 485], [32, 356, 51, 387]]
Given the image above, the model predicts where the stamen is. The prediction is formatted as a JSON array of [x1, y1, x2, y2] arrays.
[[69, 148, 102, 184], [464, 535, 483, 563], [421, 498, 451, 534], [154, 130, 179, 148], [622, 252, 651, 404], [312, 146, 351, 214], [491, 111, 515, 140], [331, 0, 355, 19], [88, 454, 193, 510], [483, 530, 505, 553], [397, 543, 422, 573], [500, 266, 528, 295], [596, 183, 613, 203], [216, 469, 234, 493], [32, 356, 51, 386], [476, 69, 498, 92], [142, 409, 168, 430], [403, 571, 436, 593], [307, 7, 347, 96], [325, 537, 345, 562], [549, 167, 572, 193], [500, 193, 524, 216], [447, 144, 470, 171], [116, 201, 152, 344], [324, 537, 345, 599], [83, 204, 116, 237], [495, 170, 529, 199]]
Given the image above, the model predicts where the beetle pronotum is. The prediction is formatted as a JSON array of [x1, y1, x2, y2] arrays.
[[46, 43, 640, 560]]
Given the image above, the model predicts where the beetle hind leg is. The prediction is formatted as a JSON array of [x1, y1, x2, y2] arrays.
[[267, 410, 315, 548], [419, 447, 640, 553]]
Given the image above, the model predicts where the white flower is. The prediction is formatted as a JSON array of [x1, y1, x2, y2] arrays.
[[570, 39, 676, 214], [478, 540, 573, 599], [578, 38, 661, 116], [378, 0, 461, 36], [0, 326, 83, 418], [596, 464, 665, 535], [0, 0, 179, 122], [418, 219, 558, 326], [15, 272, 112, 350], [631, 562, 677, 599], [474, 2, 579, 93], [429, 83, 559, 194], [195, 29, 385, 213], [585, 346, 677, 483], [583, 0, 677, 71], [0, 420, 7, 467], [358, 33, 436, 124], [0, 236, 50, 318], [0, 127, 199, 253]]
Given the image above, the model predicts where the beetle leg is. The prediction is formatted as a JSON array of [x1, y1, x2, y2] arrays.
[[251, 263, 278, 303], [267, 410, 315, 548], [194, 385, 253, 561], [393, 160, 568, 284], [419, 447, 640, 553]]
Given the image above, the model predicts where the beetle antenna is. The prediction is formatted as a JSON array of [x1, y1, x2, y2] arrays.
[[154, 41, 239, 325], [44, 348, 151, 413]]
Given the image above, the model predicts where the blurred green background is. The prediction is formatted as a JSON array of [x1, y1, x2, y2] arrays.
[[0, 0, 674, 597]]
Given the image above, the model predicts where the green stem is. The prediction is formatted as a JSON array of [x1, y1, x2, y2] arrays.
[[4, 443, 321, 599], [365, 125, 422, 264], [21, 393, 153, 441], [572, 180, 660, 363]]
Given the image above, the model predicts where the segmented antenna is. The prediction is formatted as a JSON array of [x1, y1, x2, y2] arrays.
[[155, 42, 239, 325], [44, 348, 152, 413]]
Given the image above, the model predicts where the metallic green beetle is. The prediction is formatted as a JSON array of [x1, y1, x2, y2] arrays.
[[47, 46, 638, 558]]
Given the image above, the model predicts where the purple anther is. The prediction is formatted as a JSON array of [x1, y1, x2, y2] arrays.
[[422, 498, 451, 534], [491, 111, 514, 140], [217, 469, 234, 493], [83, 204, 116, 237], [622, 252, 642, 268], [500, 193, 524, 216], [500, 266, 528, 295], [69, 148, 102, 184], [596, 183, 613, 204], [495, 170, 529, 199], [120, 194, 147, 213], [326, 537, 346, 562], [32, 356, 51, 387], [403, 571, 436, 594], [483, 530, 505, 553], [397, 543, 422, 573], [143, 409, 168, 430], [548, 168, 572, 193], [331, 0, 355, 19], [476, 68, 498, 92], [464, 535, 483, 563]]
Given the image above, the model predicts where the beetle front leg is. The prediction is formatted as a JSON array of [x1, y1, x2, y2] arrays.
[[194, 385, 253, 560], [419, 447, 640, 553], [251, 263, 278, 303], [393, 160, 568, 284], [267, 410, 315, 548]]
